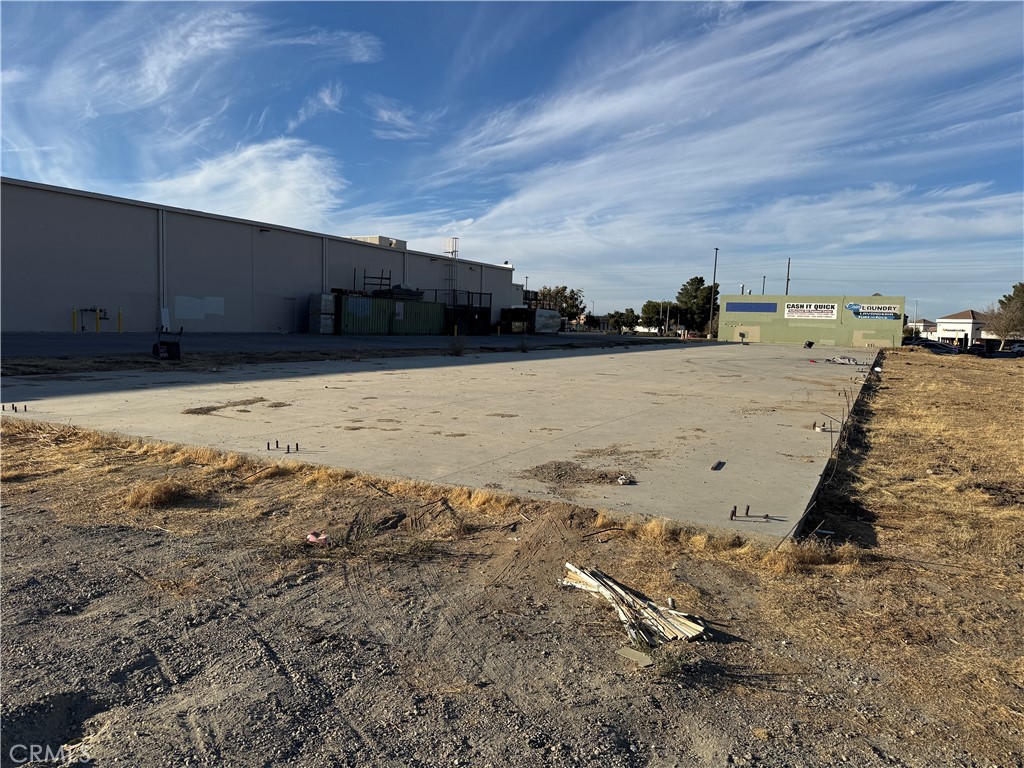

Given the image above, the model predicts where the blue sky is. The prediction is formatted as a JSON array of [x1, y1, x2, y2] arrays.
[[2, 1, 1022, 321]]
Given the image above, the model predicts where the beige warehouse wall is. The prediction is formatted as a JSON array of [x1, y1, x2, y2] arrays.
[[2, 179, 522, 334], [1, 183, 159, 332], [252, 228, 322, 332], [164, 213, 255, 332]]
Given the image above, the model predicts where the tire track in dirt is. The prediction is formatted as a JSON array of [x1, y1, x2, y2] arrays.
[[411, 508, 581, 723]]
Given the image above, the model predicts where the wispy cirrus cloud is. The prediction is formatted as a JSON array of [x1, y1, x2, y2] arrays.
[[365, 95, 446, 140], [412, 2, 1021, 316], [288, 82, 345, 132], [1, 4, 380, 187], [269, 28, 382, 63]]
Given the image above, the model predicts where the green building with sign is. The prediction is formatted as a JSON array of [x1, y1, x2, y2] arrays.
[[718, 295, 905, 348]]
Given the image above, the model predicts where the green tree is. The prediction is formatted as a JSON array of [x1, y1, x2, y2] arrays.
[[603, 308, 638, 333], [536, 285, 587, 321], [998, 282, 1024, 312], [675, 276, 719, 334], [985, 283, 1024, 349], [621, 307, 639, 332], [640, 300, 667, 332]]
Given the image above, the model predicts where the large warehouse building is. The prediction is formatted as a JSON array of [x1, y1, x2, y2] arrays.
[[0, 177, 523, 334], [719, 294, 905, 347]]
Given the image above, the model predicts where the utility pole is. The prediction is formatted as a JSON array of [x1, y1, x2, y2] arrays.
[[785, 258, 791, 295], [762, 275, 766, 295], [707, 247, 718, 339]]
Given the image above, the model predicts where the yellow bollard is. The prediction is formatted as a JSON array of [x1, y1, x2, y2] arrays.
[[454, 325, 458, 337], [95, 309, 101, 333], [118, 307, 123, 334], [72, 307, 77, 333]]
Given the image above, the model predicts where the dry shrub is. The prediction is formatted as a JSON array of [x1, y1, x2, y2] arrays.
[[685, 531, 747, 554], [0, 416, 39, 437], [445, 486, 519, 516], [653, 646, 698, 678], [169, 445, 223, 466], [302, 466, 357, 486], [385, 478, 438, 499], [761, 539, 864, 576], [133, 440, 179, 460], [634, 517, 678, 545], [2, 419, 80, 447], [593, 510, 620, 529], [124, 479, 193, 509], [217, 452, 248, 472], [258, 461, 302, 480], [425, 508, 475, 540], [77, 430, 128, 451]]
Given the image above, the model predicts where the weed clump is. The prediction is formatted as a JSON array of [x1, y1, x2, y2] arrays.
[[124, 479, 193, 509]]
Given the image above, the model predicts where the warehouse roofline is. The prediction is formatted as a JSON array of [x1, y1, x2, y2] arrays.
[[0, 176, 509, 271]]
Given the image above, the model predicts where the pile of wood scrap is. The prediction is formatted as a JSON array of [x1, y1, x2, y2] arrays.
[[562, 563, 709, 648]]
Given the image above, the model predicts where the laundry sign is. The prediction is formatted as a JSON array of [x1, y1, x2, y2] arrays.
[[785, 302, 837, 320], [845, 302, 902, 320]]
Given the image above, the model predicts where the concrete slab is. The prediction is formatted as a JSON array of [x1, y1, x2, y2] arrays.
[[1, 343, 876, 540]]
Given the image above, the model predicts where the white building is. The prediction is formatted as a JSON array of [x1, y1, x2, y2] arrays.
[[935, 310, 986, 347], [906, 318, 938, 339]]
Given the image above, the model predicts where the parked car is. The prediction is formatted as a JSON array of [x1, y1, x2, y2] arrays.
[[1007, 342, 1024, 355]]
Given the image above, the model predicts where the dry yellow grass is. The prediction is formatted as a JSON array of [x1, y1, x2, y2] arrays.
[[124, 479, 194, 509]]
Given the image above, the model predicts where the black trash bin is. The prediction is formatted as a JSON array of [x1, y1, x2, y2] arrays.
[[152, 340, 181, 360], [153, 326, 183, 360], [804, 340, 814, 349]]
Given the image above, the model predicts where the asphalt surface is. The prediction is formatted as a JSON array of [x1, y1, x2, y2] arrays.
[[1, 333, 876, 540]]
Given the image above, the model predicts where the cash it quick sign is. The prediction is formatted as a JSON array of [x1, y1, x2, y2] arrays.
[[785, 302, 837, 319], [845, 302, 902, 320]]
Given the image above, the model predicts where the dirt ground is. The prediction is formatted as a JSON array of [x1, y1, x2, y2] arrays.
[[1, 347, 1022, 767]]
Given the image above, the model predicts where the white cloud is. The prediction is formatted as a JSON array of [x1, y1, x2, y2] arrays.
[[135, 139, 348, 233], [1, 65, 33, 85], [409, 2, 1021, 315], [269, 28, 383, 63], [365, 95, 446, 141], [287, 82, 345, 132]]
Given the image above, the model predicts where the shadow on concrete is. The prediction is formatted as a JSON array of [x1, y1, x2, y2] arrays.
[[1, 333, 726, 403], [2, 331, 686, 360]]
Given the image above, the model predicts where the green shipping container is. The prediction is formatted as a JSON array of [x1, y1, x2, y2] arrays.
[[392, 299, 445, 335], [336, 295, 445, 335]]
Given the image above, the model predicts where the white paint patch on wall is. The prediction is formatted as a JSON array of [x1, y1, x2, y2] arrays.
[[175, 295, 226, 319]]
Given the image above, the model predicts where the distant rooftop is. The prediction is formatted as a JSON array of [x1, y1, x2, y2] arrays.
[[937, 309, 984, 321]]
